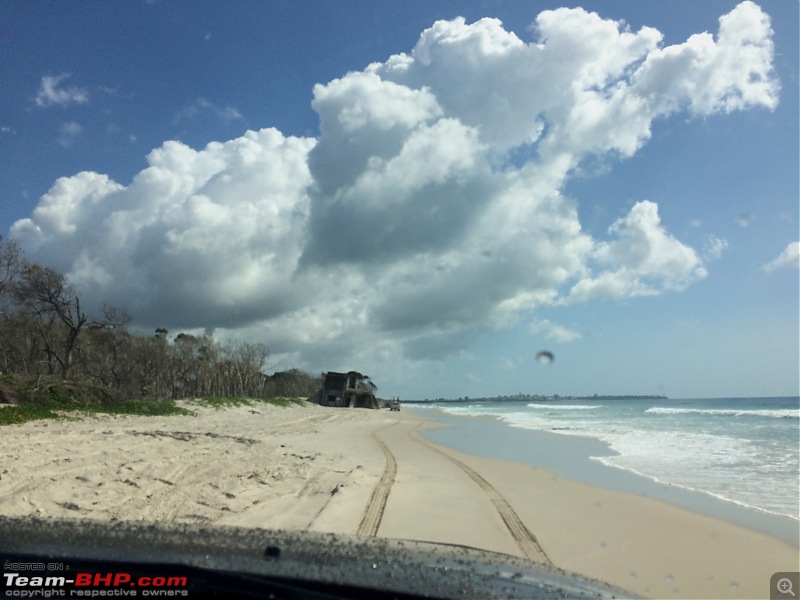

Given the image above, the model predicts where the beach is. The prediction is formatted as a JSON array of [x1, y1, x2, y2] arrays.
[[1, 401, 797, 599]]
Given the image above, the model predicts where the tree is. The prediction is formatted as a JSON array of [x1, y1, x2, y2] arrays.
[[14, 265, 87, 379], [0, 235, 25, 318], [78, 304, 134, 390], [0, 241, 307, 401]]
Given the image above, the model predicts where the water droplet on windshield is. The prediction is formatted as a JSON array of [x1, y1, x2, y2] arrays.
[[535, 351, 553, 365]]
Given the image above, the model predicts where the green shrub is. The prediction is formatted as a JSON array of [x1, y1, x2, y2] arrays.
[[0, 404, 59, 426], [262, 396, 306, 407], [0, 375, 190, 425], [76, 399, 192, 418], [195, 396, 306, 409], [0, 375, 303, 426]]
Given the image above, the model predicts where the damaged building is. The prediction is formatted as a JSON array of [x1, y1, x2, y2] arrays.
[[307, 371, 381, 409]]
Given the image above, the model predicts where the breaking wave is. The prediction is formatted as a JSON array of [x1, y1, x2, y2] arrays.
[[526, 404, 601, 410], [646, 407, 798, 419]]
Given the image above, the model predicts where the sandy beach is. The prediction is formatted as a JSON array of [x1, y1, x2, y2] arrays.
[[1, 401, 797, 598]]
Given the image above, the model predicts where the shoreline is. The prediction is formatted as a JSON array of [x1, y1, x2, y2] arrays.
[[414, 406, 800, 546], [0, 402, 797, 598]]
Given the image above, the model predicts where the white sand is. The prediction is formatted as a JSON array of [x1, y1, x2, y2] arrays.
[[1, 401, 797, 598]]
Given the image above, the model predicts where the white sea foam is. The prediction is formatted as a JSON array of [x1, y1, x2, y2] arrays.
[[432, 398, 800, 520], [646, 407, 799, 419], [591, 454, 800, 521], [526, 404, 601, 410], [589, 429, 798, 518]]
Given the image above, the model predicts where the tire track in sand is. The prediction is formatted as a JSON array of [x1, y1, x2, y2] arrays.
[[356, 423, 398, 537], [410, 425, 551, 564]]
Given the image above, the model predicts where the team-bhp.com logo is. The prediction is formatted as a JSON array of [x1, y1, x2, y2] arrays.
[[3, 565, 188, 597]]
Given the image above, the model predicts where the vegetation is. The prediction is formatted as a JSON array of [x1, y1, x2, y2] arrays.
[[0, 236, 321, 425], [0, 374, 192, 425], [190, 396, 306, 410]]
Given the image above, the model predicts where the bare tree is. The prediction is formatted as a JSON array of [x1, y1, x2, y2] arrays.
[[0, 236, 25, 318], [78, 304, 134, 389], [127, 331, 171, 399], [0, 243, 322, 402], [14, 265, 87, 379]]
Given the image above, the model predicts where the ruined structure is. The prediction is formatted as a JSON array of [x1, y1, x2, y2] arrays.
[[307, 371, 380, 409]]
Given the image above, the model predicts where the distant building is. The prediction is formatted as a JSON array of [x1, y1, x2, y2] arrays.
[[307, 371, 380, 409]]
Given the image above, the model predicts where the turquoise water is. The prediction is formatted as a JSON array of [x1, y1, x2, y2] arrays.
[[414, 397, 799, 523]]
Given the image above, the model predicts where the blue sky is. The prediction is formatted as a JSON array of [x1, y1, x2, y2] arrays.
[[1, 1, 797, 399]]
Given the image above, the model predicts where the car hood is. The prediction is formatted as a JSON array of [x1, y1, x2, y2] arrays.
[[0, 516, 634, 599]]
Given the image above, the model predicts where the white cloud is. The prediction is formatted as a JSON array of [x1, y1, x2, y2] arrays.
[[174, 98, 244, 124], [763, 242, 800, 273], [35, 74, 89, 107], [58, 121, 82, 148], [13, 129, 315, 330], [565, 201, 707, 303], [529, 319, 582, 343], [632, 0, 778, 115], [11, 3, 779, 375], [702, 235, 729, 262]]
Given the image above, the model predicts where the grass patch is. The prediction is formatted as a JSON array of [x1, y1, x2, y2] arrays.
[[76, 399, 192, 418], [263, 396, 306, 407], [0, 375, 191, 426], [196, 396, 254, 409], [1, 374, 125, 408], [0, 404, 60, 425], [0, 400, 191, 426], [195, 396, 306, 409]]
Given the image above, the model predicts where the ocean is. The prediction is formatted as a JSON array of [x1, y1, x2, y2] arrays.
[[411, 396, 799, 543]]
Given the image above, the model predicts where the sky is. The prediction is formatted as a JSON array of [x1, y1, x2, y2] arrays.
[[1, 0, 797, 400]]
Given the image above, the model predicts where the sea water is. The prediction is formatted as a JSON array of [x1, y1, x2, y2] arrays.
[[414, 397, 799, 525]]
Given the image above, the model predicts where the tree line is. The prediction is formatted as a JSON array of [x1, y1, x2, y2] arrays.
[[0, 236, 321, 401]]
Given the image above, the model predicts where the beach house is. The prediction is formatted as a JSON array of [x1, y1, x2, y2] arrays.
[[307, 371, 380, 409]]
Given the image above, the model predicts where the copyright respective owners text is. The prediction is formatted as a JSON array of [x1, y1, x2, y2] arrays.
[[772, 572, 800, 600], [2, 560, 190, 597]]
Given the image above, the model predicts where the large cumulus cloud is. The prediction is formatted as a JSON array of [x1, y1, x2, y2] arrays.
[[15, 129, 315, 329], [11, 2, 778, 372]]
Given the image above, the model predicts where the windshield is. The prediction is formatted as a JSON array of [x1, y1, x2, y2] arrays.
[[1, 2, 798, 599]]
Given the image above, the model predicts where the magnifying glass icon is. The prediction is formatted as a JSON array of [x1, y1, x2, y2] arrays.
[[777, 578, 796, 597]]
